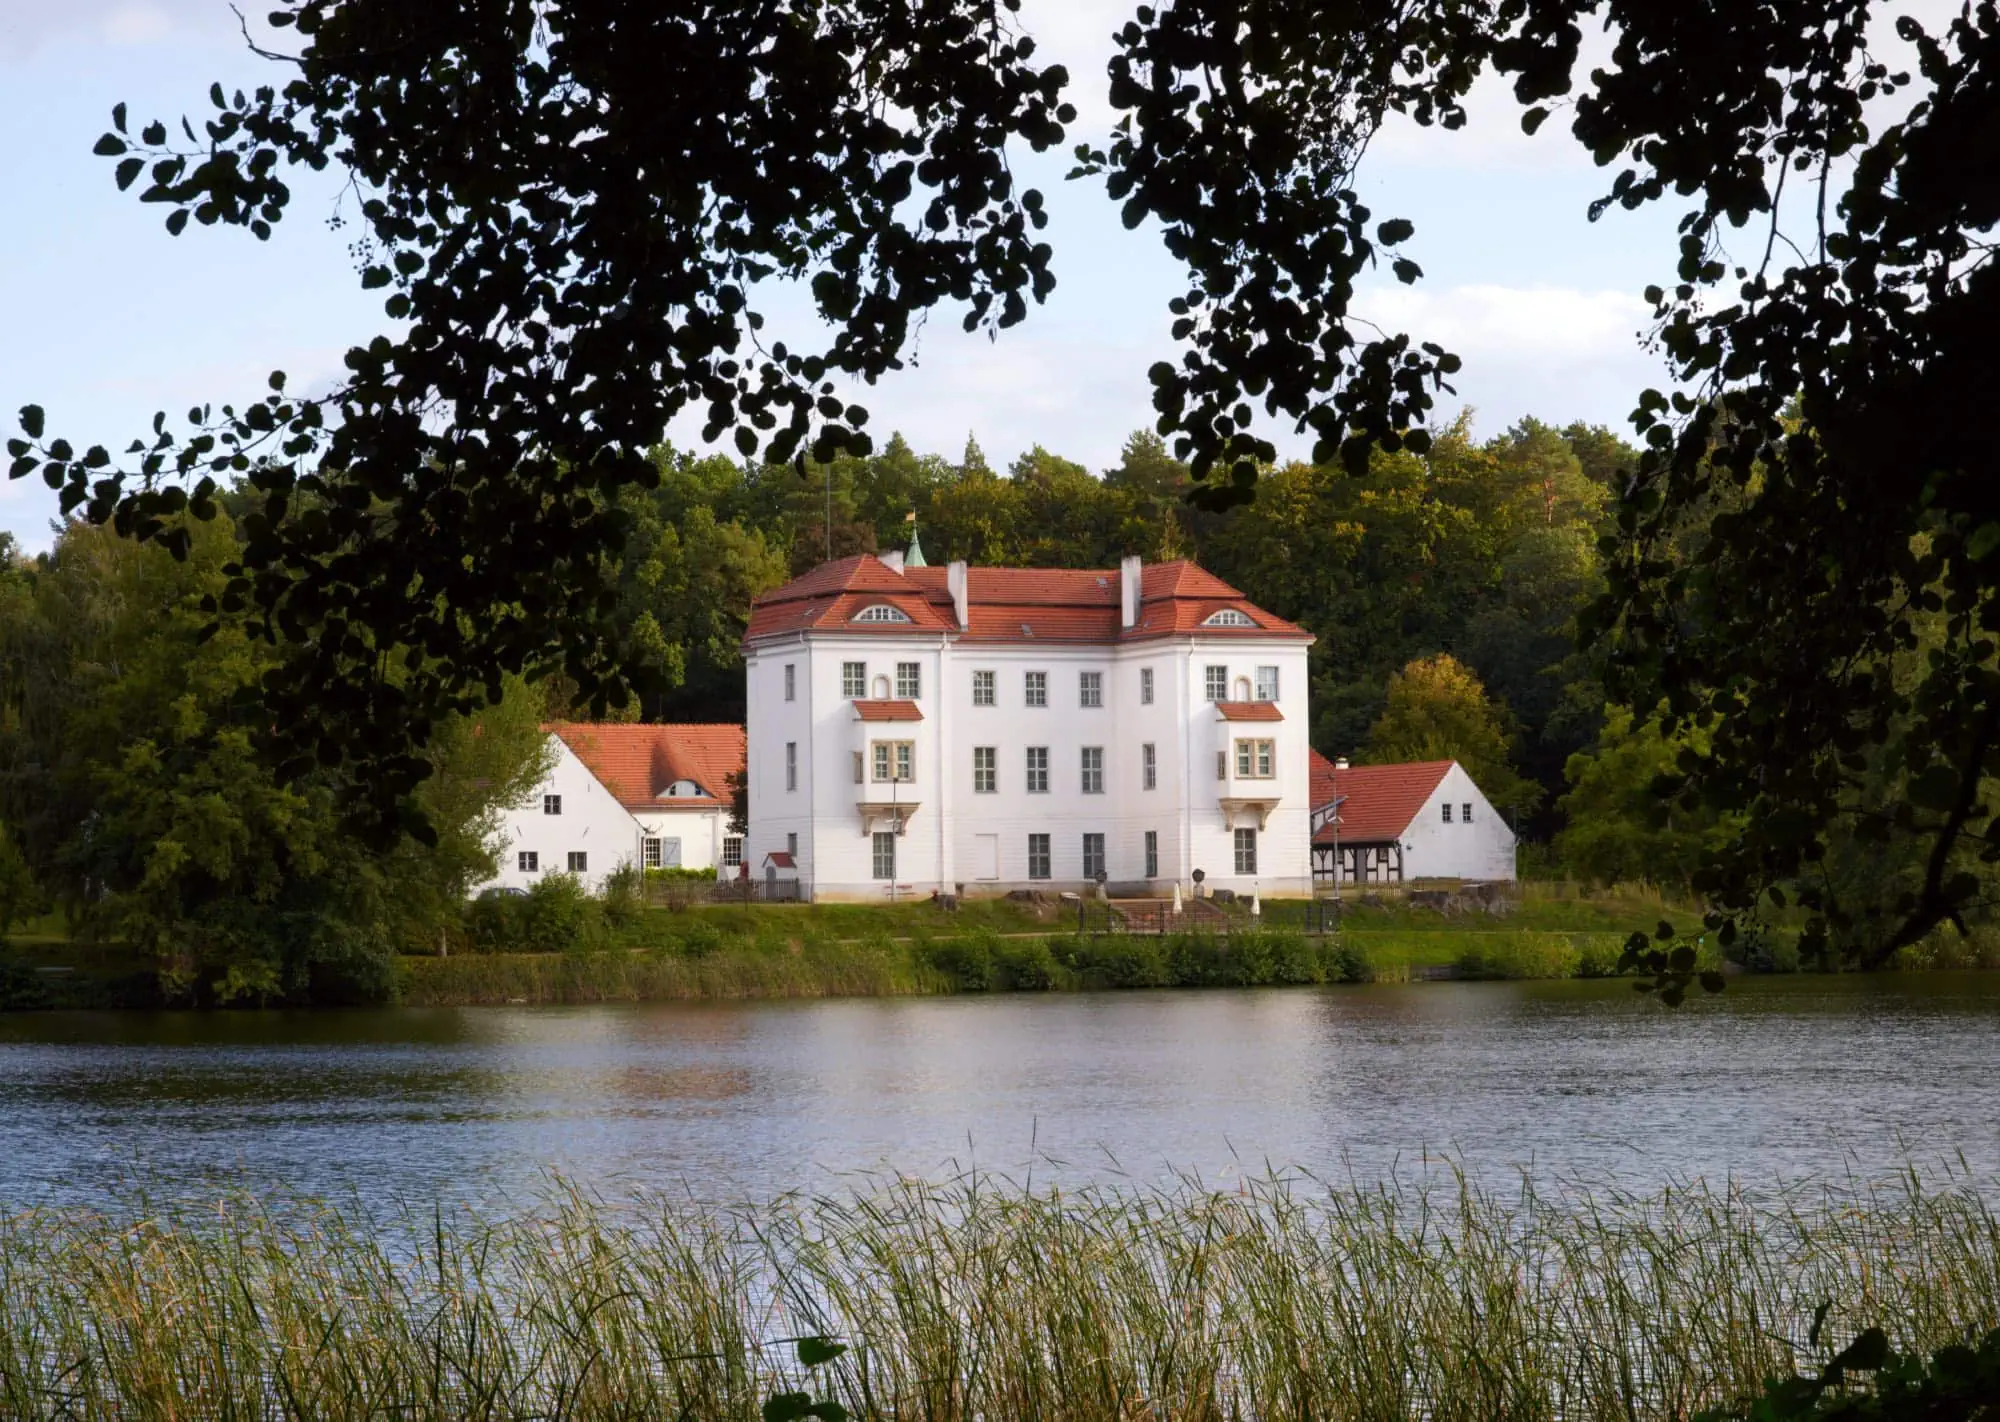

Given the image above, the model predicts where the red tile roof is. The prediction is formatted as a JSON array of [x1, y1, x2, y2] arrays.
[[550, 722, 745, 811], [1216, 701, 1284, 722], [852, 699, 923, 722], [1309, 751, 1453, 844], [747, 554, 1311, 646], [765, 851, 797, 869]]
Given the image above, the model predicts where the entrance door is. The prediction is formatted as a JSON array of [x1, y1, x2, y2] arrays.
[[975, 833, 999, 880]]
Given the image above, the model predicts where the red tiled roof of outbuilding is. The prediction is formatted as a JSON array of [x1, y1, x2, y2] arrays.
[[1308, 751, 1454, 844], [550, 722, 745, 811]]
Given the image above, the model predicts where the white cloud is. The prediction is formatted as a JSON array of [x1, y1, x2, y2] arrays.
[[1355, 282, 1649, 362], [99, 3, 173, 46], [0, 0, 199, 59], [1352, 282, 1668, 433]]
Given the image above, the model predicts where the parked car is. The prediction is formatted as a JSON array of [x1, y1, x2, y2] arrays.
[[476, 886, 527, 901]]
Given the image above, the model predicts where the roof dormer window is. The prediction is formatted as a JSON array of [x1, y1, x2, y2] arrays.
[[853, 603, 912, 623], [1204, 608, 1256, 627]]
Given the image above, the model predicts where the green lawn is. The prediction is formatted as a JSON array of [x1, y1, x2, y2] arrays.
[[676, 895, 1068, 938]]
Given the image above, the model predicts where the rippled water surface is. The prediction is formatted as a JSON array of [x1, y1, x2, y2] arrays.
[[3, 975, 1996, 1209]]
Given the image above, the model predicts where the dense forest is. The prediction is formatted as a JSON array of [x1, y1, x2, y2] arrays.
[[0, 412, 1976, 997]]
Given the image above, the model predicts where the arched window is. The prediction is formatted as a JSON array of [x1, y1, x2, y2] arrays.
[[1204, 608, 1255, 627], [872, 674, 892, 699], [852, 603, 912, 624], [1234, 676, 1252, 702]]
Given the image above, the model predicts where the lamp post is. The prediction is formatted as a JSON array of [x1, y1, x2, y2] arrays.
[[1330, 807, 1341, 936]]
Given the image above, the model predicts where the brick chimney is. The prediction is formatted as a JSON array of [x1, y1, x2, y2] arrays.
[[1119, 554, 1142, 629]]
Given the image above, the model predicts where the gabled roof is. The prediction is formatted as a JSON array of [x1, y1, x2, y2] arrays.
[[1308, 751, 1454, 844], [747, 554, 1311, 646], [550, 722, 745, 811], [1217, 701, 1284, 722], [853, 699, 923, 722]]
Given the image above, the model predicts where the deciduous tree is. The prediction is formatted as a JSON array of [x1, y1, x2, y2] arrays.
[[1365, 654, 1539, 815]]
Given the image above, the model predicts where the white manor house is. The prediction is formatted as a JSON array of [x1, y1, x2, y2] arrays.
[[743, 547, 1318, 901]]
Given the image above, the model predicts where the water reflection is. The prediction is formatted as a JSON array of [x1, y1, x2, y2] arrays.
[[0, 975, 1994, 1212]]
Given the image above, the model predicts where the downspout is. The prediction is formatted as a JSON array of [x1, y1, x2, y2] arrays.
[[1184, 642, 1196, 892], [935, 632, 949, 896], [805, 630, 816, 904]]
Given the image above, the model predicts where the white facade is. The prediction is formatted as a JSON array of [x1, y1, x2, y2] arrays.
[[744, 556, 1315, 901], [483, 735, 645, 894], [631, 806, 734, 874], [477, 729, 745, 895], [1400, 763, 1519, 881]]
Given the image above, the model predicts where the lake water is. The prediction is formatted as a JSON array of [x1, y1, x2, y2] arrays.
[[3, 975, 1997, 1213]]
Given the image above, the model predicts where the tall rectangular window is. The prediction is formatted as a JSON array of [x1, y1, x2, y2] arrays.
[[872, 741, 914, 782], [1144, 829, 1158, 879], [543, 794, 562, 816], [1234, 828, 1258, 875], [1025, 747, 1049, 794], [1140, 667, 1154, 704], [785, 742, 797, 791], [1080, 746, 1104, 794], [1027, 833, 1051, 880], [1255, 665, 1279, 701], [872, 831, 896, 881], [1082, 833, 1106, 880], [1024, 670, 1047, 707], [784, 663, 796, 701], [1463, 802, 1473, 822], [1217, 750, 1227, 781], [518, 850, 539, 873], [973, 746, 997, 793], [1143, 743, 1157, 791], [1205, 665, 1229, 702], [1234, 738, 1275, 778], [722, 837, 744, 867], [786, 831, 798, 858], [1442, 803, 1453, 823], [1079, 671, 1103, 708], [972, 670, 996, 706], [643, 838, 663, 869], [842, 661, 866, 699], [852, 751, 864, 784], [568, 851, 588, 874], [896, 661, 921, 699]]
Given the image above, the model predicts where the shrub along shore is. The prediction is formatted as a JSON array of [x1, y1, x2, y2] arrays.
[[9, 881, 1996, 1010], [396, 924, 1637, 1006], [0, 1167, 1994, 1418]]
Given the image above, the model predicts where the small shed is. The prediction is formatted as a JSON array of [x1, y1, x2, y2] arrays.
[[761, 850, 802, 901]]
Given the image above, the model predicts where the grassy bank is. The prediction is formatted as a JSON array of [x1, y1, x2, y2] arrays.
[[398, 924, 1653, 1006], [0, 1168, 1993, 1418]]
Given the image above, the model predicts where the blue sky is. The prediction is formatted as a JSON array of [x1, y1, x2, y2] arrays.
[[0, 0, 1697, 551]]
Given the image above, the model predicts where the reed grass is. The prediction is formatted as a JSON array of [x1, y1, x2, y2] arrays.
[[398, 932, 946, 1005], [0, 1166, 1994, 1419]]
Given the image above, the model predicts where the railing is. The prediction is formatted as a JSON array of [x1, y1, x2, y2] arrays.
[[1109, 897, 1237, 936]]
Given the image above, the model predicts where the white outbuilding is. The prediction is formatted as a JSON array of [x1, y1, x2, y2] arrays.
[[478, 722, 746, 894], [1309, 753, 1517, 884]]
